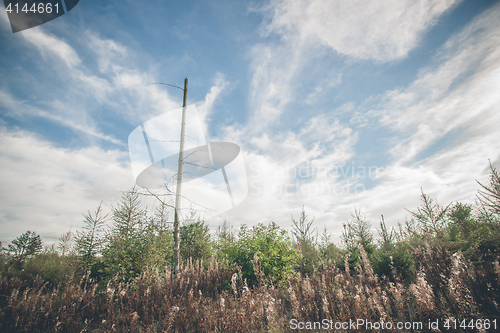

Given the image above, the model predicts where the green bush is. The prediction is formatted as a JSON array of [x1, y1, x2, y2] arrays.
[[22, 251, 75, 287], [372, 243, 414, 282], [221, 222, 298, 286]]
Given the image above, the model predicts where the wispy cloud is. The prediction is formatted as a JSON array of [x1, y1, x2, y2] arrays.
[[0, 90, 124, 146], [345, 5, 500, 226], [370, 5, 500, 163], [217, 2, 500, 236], [265, 0, 461, 61], [21, 27, 82, 67], [245, 0, 460, 133], [247, 43, 303, 128], [196, 73, 228, 138], [6, 27, 185, 145]]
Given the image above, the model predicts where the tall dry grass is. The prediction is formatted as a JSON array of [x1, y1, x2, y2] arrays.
[[1, 243, 498, 332]]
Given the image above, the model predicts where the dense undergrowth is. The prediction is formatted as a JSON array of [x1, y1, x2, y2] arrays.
[[0, 164, 499, 332]]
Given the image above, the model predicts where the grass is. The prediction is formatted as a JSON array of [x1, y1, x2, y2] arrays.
[[1, 244, 499, 332]]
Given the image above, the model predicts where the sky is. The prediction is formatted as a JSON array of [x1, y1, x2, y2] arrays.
[[1, 0, 500, 246]]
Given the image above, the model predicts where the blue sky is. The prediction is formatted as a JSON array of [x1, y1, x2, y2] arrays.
[[1, 0, 500, 245]]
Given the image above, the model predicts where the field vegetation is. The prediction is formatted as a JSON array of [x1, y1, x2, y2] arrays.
[[0, 164, 499, 332]]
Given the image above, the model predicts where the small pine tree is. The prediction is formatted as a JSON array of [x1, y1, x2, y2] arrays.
[[342, 209, 375, 253], [291, 207, 319, 275], [143, 204, 173, 269], [291, 207, 316, 244], [477, 163, 500, 221], [341, 209, 376, 269], [102, 188, 149, 280], [110, 187, 146, 239], [57, 230, 73, 257], [407, 190, 450, 237], [378, 215, 393, 249], [372, 215, 414, 281], [74, 203, 107, 270], [180, 209, 212, 263], [7, 230, 43, 263], [215, 220, 235, 260], [319, 227, 344, 265]]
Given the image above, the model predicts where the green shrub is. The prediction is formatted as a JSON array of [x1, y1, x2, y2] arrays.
[[221, 222, 298, 286], [372, 243, 414, 282]]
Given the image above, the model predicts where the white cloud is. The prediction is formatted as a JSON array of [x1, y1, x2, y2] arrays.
[[21, 27, 81, 68], [84, 31, 184, 123], [0, 90, 124, 146], [196, 73, 228, 138], [371, 5, 500, 163], [245, 0, 457, 133], [345, 5, 500, 230], [0, 127, 134, 244], [87, 32, 128, 73], [265, 0, 461, 61], [218, 2, 500, 240], [214, 113, 358, 233], [5, 27, 185, 145], [247, 43, 303, 129]]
